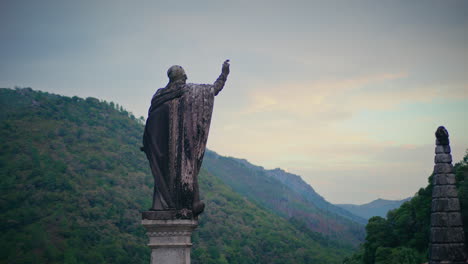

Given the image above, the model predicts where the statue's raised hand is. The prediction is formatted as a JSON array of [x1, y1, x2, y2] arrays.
[[222, 59, 230, 75], [213, 60, 230, 95]]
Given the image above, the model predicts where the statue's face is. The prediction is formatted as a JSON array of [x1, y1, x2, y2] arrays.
[[167, 65, 187, 83]]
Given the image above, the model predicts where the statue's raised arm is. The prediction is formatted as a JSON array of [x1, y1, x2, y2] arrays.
[[214, 59, 230, 95]]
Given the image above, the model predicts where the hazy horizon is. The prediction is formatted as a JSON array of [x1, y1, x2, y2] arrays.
[[1, 0, 467, 204]]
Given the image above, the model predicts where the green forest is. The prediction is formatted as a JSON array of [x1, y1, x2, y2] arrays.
[[343, 152, 468, 264], [0, 87, 357, 264]]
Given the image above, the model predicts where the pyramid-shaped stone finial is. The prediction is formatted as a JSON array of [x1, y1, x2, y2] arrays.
[[429, 126, 467, 264]]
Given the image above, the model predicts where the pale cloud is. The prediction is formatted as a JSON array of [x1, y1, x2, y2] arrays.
[[241, 73, 468, 121], [242, 73, 407, 116], [349, 83, 468, 110]]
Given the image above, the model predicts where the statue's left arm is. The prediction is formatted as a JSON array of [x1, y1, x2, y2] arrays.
[[213, 60, 230, 96]]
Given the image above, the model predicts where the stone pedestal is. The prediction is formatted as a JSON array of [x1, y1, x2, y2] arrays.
[[141, 218, 198, 264]]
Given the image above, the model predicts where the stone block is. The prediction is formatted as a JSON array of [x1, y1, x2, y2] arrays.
[[431, 212, 463, 227], [431, 227, 465, 243], [141, 210, 197, 220], [141, 219, 198, 264], [432, 185, 460, 198], [434, 164, 454, 174], [434, 154, 452, 163], [430, 243, 468, 261], [436, 137, 450, 146], [432, 198, 461, 212], [435, 145, 451, 154], [433, 174, 456, 185]]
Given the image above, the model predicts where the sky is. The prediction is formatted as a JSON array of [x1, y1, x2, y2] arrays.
[[1, 0, 467, 204]]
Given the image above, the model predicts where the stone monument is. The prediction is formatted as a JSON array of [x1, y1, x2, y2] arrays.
[[429, 126, 467, 264], [141, 60, 230, 264]]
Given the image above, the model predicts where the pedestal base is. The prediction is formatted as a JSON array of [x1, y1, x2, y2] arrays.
[[142, 218, 198, 264]]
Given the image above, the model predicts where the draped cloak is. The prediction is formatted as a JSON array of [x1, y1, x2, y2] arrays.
[[142, 82, 215, 215]]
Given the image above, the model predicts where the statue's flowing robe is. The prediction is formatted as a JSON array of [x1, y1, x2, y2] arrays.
[[142, 83, 215, 213]]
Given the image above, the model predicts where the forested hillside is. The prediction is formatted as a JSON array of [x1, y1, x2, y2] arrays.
[[0, 87, 356, 264], [203, 151, 366, 245], [194, 170, 355, 263], [343, 151, 468, 264]]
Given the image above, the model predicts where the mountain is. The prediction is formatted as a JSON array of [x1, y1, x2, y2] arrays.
[[336, 198, 411, 220], [266, 168, 367, 224], [221, 156, 366, 224], [202, 150, 366, 245], [0, 87, 357, 264]]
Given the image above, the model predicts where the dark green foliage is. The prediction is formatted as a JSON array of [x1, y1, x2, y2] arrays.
[[0, 88, 355, 264], [0, 88, 151, 264], [194, 170, 354, 264], [344, 151, 468, 264], [455, 151, 468, 246], [372, 247, 420, 264]]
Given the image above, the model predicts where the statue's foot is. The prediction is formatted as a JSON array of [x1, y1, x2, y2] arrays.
[[193, 201, 205, 216]]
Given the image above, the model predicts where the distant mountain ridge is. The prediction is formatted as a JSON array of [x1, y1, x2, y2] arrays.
[[336, 197, 411, 220], [266, 168, 367, 224], [225, 155, 366, 224], [203, 150, 366, 245]]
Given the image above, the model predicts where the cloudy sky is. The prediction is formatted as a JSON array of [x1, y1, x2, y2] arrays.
[[1, 0, 467, 204]]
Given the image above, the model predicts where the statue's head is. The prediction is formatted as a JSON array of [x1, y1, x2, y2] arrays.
[[167, 65, 187, 84]]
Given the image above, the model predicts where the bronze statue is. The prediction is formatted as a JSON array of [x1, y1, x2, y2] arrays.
[[142, 60, 230, 219]]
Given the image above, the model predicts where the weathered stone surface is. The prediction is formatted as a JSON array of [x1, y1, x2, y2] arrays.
[[434, 163, 454, 174], [435, 145, 451, 154], [142, 210, 195, 220], [436, 138, 451, 146], [431, 212, 463, 227], [432, 198, 461, 212], [141, 219, 198, 264], [432, 185, 460, 198], [433, 174, 456, 185], [435, 126, 450, 145], [431, 227, 465, 243], [430, 243, 468, 261], [430, 127, 467, 263], [448, 212, 463, 227], [435, 153, 452, 163]]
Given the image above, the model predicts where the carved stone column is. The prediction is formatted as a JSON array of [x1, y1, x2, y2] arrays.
[[141, 216, 198, 264], [429, 126, 467, 264]]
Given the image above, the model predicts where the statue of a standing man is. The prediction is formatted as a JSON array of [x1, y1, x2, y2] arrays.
[[142, 60, 230, 219]]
